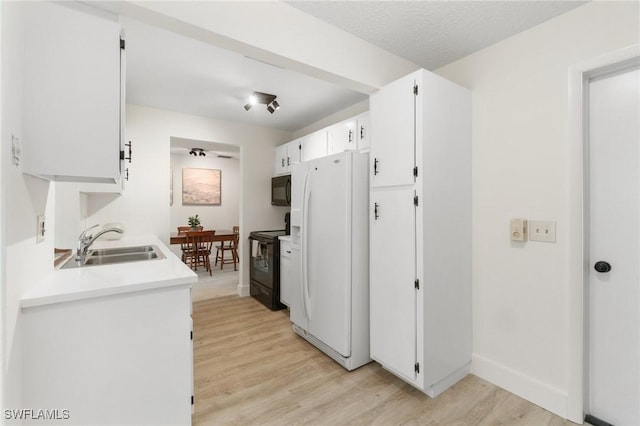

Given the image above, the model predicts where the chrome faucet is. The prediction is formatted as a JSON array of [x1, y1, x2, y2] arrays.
[[76, 224, 124, 262]]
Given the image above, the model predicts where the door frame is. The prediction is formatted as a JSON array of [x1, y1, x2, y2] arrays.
[[567, 44, 640, 423]]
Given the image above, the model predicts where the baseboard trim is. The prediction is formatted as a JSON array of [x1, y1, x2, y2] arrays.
[[471, 354, 568, 419], [236, 284, 249, 297]]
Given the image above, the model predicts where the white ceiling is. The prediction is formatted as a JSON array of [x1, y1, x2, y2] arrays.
[[122, 17, 367, 133], [286, 1, 588, 71], [122, 1, 587, 133]]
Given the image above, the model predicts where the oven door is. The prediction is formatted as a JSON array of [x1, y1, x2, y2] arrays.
[[271, 175, 291, 206], [249, 237, 275, 290]]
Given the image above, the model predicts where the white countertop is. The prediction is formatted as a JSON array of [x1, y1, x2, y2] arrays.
[[21, 236, 197, 309]]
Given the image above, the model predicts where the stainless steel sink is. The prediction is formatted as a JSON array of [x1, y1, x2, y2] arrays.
[[88, 245, 156, 257], [84, 252, 161, 265], [61, 245, 166, 269]]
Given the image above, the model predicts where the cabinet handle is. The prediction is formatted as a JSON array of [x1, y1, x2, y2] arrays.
[[286, 250, 291, 254], [124, 168, 129, 181], [287, 157, 290, 166], [120, 141, 133, 163], [373, 158, 379, 175], [348, 130, 353, 143], [360, 125, 364, 140], [282, 158, 285, 167], [374, 202, 379, 220]]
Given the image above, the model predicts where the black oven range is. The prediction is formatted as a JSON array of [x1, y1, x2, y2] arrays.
[[248, 230, 288, 311]]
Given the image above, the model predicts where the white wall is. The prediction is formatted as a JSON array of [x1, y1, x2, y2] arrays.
[[87, 104, 291, 295], [170, 153, 240, 232], [435, 1, 639, 420], [1, 1, 57, 413]]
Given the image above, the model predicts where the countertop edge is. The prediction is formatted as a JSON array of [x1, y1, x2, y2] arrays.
[[21, 277, 195, 309], [21, 236, 198, 309]]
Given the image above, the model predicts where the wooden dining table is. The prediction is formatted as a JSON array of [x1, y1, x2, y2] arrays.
[[169, 229, 237, 245]]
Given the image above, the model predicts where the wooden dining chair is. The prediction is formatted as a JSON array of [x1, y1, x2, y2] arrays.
[[215, 226, 239, 271], [183, 230, 215, 275], [178, 226, 202, 262]]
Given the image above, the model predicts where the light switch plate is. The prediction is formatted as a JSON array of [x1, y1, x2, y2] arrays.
[[529, 220, 556, 243]]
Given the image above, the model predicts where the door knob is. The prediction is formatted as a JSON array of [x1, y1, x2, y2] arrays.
[[594, 261, 612, 273]]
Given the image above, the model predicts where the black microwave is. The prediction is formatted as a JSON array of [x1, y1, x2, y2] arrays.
[[271, 175, 291, 206]]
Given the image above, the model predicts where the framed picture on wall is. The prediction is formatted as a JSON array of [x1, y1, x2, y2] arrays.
[[182, 168, 221, 205]]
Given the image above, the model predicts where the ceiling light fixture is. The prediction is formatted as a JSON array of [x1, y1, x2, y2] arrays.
[[189, 148, 206, 157], [244, 91, 280, 114]]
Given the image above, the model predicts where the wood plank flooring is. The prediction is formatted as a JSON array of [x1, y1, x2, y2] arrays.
[[193, 295, 575, 426]]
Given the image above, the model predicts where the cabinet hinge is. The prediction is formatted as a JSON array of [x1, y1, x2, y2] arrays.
[[413, 84, 418, 96], [414, 362, 420, 374], [413, 166, 418, 178], [120, 38, 125, 50], [413, 195, 419, 207], [414, 279, 420, 290]]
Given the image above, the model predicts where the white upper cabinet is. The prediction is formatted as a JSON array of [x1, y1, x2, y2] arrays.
[[356, 113, 371, 152], [369, 73, 416, 188], [274, 144, 289, 175], [300, 130, 327, 162], [274, 139, 302, 176], [326, 112, 370, 156], [22, 2, 122, 183], [275, 112, 368, 175], [327, 119, 357, 155]]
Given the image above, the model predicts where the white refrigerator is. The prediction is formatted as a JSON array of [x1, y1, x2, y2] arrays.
[[289, 151, 370, 371]]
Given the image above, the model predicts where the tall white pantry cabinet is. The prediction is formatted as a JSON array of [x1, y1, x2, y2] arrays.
[[369, 69, 472, 397]]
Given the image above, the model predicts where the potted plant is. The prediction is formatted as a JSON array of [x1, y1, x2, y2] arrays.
[[188, 215, 201, 230]]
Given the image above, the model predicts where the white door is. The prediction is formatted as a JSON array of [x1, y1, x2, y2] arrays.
[[587, 65, 639, 426], [370, 187, 417, 381], [370, 71, 416, 188], [306, 153, 352, 357]]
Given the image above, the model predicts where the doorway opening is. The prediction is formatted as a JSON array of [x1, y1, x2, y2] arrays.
[[170, 136, 241, 301]]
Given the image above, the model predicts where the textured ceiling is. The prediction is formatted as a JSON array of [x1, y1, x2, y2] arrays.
[[122, 1, 588, 132], [287, 1, 588, 70]]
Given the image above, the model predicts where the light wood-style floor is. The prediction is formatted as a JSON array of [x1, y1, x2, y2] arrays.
[[193, 295, 576, 426]]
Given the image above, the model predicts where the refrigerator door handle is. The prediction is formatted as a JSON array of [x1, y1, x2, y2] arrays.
[[301, 170, 312, 320]]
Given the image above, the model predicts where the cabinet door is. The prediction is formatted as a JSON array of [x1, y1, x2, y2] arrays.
[[357, 113, 371, 152], [279, 241, 292, 306], [274, 144, 288, 175], [301, 130, 327, 162], [370, 187, 417, 381], [22, 2, 121, 183], [370, 72, 417, 188], [287, 139, 302, 166], [327, 119, 357, 155]]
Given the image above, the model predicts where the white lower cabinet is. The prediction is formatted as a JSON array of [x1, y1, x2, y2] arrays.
[[22, 285, 193, 425]]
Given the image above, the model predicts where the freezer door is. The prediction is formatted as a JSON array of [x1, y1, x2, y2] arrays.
[[305, 152, 352, 357]]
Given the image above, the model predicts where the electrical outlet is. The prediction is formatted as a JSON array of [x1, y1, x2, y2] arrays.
[[36, 215, 46, 243], [529, 220, 556, 243]]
